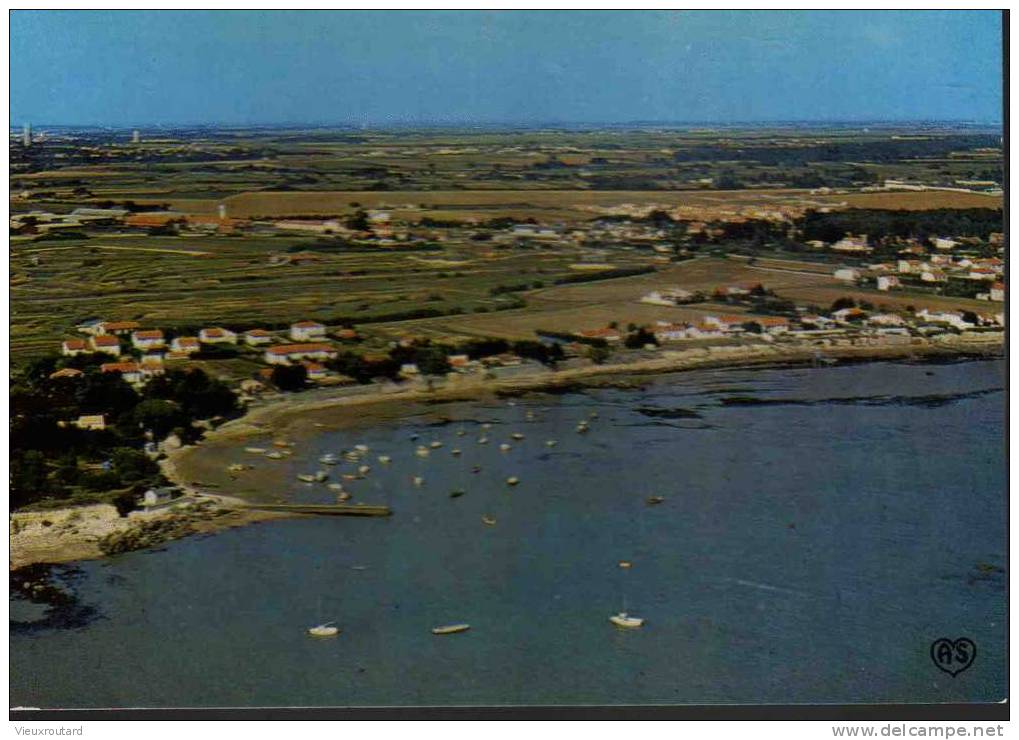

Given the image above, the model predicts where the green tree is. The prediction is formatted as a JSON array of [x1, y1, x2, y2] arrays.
[[271, 364, 308, 391]]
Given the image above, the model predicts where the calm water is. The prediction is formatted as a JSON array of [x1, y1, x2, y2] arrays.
[[11, 359, 1007, 708]]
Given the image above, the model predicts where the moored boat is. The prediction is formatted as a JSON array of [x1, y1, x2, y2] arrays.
[[609, 612, 644, 629], [245, 447, 267, 454], [432, 623, 470, 635], [308, 622, 339, 637], [646, 496, 665, 505]]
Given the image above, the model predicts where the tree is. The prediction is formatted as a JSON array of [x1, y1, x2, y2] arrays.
[[111, 447, 158, 483], [624, 327, 658, 349], [830, 297, 857, 312], [133, 399, 186, 439], [589, 346, 611, 365], [271, 364, 308, 391]]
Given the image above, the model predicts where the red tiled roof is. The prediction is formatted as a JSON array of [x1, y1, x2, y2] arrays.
[[101, 362, 140, 373], [92, 335, 120, 346], [49, 368, 84, 379], [245, 329, 272, 336], [292, 320, 325, 328], [266, 343, 336, 355], [133, 329, 164, 340], [101, 321, 140, 331], [63, 339, 87, 350]]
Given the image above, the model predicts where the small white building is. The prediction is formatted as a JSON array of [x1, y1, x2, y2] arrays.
[[131, 330, 165, 351], [834, 268, 861, 282], [199, 327, 237, 344], [877, 275, 901, 291], [991, 282, 1005, 302], [62, 339, 89, 356], [289, 321, 327, 342], [90, 335, 122, 356], [244, 329, 273, 346], [264, 343, 338, 365], [170, 336, 201, 354]]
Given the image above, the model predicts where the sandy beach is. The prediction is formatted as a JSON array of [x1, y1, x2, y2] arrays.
[[12, 331, 1003, 571]]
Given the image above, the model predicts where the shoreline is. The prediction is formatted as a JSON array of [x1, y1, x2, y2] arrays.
[[11, 332, 1003, 571]]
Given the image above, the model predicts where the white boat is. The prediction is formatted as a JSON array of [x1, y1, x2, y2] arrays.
[[525, 411, 536, 421], [357, 465, 371, 475], [319, 454, 339, 465], [545, 440, 558, 447], [506, 476, 520, 486], [451, 448, 462, 456], [430, 441, 443, 449], [499, 443, 512, 452], [511, 432, 525, 440], [589, 411, 599, 419], [415, 446, 430, 458], [432, 623, 470, 635], [609, 612, 644, 629], [478, 436, 489, 444], [344, 452, 362, 462], [412, 476, 425, 486], [315, 470, 329, 482], [337, 491, 351, 502], [576, 424, 589, 434], [297, 474, 318, 483], [482, 515, 497, 526], [265, 451, 284, 459], [245, 447, 267, 454], [354, 444, 369, 453], [378, 455, 392, 464], [327, 483, 344, 491], [481, 423, 492, 430], [308, 623, 340, 637], [456, 428, 466, 437]]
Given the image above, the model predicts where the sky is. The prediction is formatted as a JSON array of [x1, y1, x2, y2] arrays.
[[9, 10, 1004, 127]]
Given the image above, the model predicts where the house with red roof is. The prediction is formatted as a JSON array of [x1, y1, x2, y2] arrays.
[[264, 343, 338, 365], [90, 334, 122, 356], [244, 329, 273, 346], [131, 329, 165, 351], [199, 327, 237, 344], [290, 320, 327, 342], [62, 339, 88, 356]]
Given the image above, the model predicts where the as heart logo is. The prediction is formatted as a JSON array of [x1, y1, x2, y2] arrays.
[[930, 637, 976, 677]]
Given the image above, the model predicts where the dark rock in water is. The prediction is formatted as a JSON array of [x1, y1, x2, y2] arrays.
[[635, 406, 703, 420], [449, 490, 465, 498]]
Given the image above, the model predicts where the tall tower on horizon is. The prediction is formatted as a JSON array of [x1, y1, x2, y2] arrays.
[[22, 123, 31, 147], [132, 129, 140, 144]]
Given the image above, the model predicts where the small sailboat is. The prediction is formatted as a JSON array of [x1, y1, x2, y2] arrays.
[[327, 483, 344, 491], [415, 446, 430, 458], [344, 451, 362, 462], [576, 423, 589, 434], [412, 476, 425, 487], [308, 622, 340, 637], [482, 515, 497, 526], [432, 623, 470, 635], [499, 443, 512, 452], [525, 411, 536, 421], [609, 613, 644, 629], [481, 423, 492, 430], [478, 436, 489, 445], [245, 447, 267, 454], [545, 440, 558, 448], [357, 465, 371, 475], [506, 476, 520, 486], [511, 432, 525, 440], [354, 444, 369, 453], [456, 428, 466, 437], [319, 453, 339, 465], [646, 496, 665, 506], [430, 440, 443, 449], [451, 448, 462, 456], [618, 561, 632, 569], [337, 491, 351, 502], [378, 455, 391, 464]]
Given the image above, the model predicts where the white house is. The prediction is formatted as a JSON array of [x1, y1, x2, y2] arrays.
[[876, 275, 901, 291], [90, 334, 122, 356], [199, 327, 237, 344], [62, 339, 89, 356], [991, 282, 1005, 302], [264, 343, 338, 365], [101, 361, 144, 384], [290, 321, 327, 342], [170, 336, 201, 354], [244, 329, 273, 346], [834, 268, 861, 282], [131, 330, 165, 351], [932, 237, 958, 251]]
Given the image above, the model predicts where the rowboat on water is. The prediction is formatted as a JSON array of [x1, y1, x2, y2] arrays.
[[430, 441, 443, 449], [609, 613, 644, 629], [308, 622, 340, 637], [545, 440, 558, 447], [646, 496, 665, 505], [357, 465, 371, 475], [506, 476, 520, 486], [478, 436, 489, 444], [482, 515, 497, 526], [499, 443, 512, 452], [432, 624, 470, 635], [456, 428, 466, 437], [511, 433, 525, 440], [245, 447, 267, 454], [451, 448, 462, 456], [415, 446, 430, 458]]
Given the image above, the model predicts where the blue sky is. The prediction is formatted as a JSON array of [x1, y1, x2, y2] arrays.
[[10, 10, 1003, 126]]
